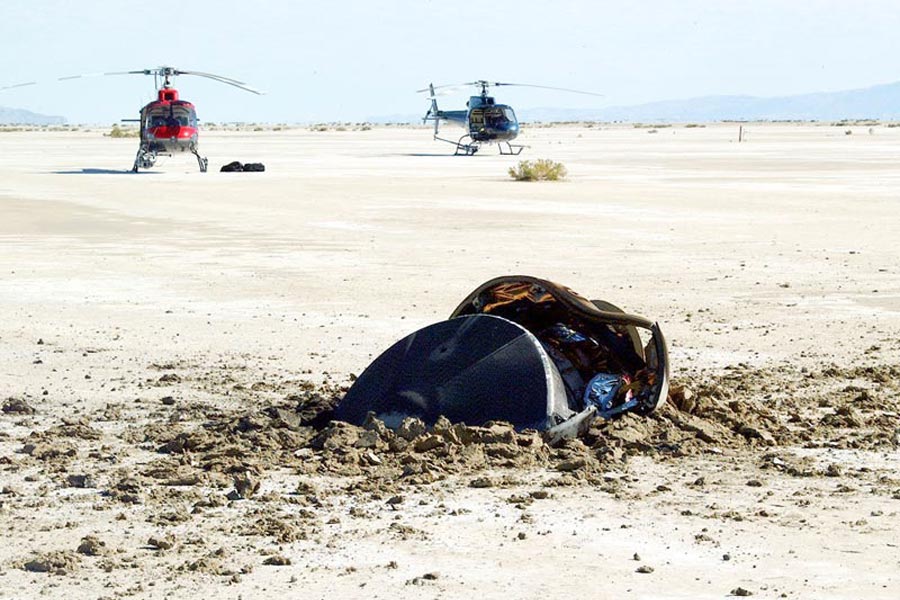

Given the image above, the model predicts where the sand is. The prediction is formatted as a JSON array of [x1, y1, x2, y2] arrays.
[[0, 122, 899, 599]]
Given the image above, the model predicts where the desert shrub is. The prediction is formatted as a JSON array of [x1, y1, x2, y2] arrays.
[[105, 124, 138, 138], [508, 159, 567, 181]]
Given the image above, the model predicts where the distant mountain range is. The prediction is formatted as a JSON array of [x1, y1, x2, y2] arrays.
[[7, 80, 900, 125], [371, 80, 900, 124], [0, 106, 66, 125]]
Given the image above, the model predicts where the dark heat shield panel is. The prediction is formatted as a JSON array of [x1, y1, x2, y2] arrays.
[[335, 314, 571, 431]]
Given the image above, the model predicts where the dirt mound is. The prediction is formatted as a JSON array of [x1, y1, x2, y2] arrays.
[[122, 360, 900, 499]]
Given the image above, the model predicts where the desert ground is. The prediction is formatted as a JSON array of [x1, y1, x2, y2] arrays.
[[0, 122, 899, 599]]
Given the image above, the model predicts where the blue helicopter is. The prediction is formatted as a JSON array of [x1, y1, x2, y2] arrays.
[[418, 80, 602, 155]]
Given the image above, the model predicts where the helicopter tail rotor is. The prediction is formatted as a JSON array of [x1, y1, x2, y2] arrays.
[[428, 83, 440, 135], [422, 83, 441, 136]]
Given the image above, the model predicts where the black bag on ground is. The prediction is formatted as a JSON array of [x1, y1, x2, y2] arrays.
[[220, 161, 243, 172], [243, 162, 265, 172]]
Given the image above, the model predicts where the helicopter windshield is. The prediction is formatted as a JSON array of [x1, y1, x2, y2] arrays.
[[171, 106, 195, 127], [146, 106, 196, 128], [485, 106, 516, 128]]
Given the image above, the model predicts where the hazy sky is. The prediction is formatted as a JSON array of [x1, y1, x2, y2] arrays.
[[2, 0, 899, 123]]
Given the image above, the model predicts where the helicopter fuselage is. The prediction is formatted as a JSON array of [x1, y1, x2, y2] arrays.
[[438, 95, 519, 142], [139, 88, 199, 153], [132, 87, 207, 172]]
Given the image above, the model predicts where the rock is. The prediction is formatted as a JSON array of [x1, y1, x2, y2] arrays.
[[23, 441, 77, 461], [311, 421, 360, 450], [264, 406, 301, 430], [397, 417, 427, 441], [669, 386, 696, 413], [107, 477, 143, 504], [148, 534, 176, 550], [354, 429, 381, 449], [66, 474, 95, 488], [362, 413, 390, 438], [76, 535, 106, 556], [161, 396, 176, 406], [414, 434, 444, 453], [636, 565, 654, 574], [263, 555, 291, 566], [229, 472, 260, 500], [555, 458, 587, 472], [22, 550, 80, 575], [158, 373, 181, 383], [731, 587, 753, 597], [2, 397, 35, 415], [470, 476, 495, 488]]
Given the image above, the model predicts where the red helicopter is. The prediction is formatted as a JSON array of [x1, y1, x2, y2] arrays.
[[99, 66, 263, 172], [2, 66, 262, 172]]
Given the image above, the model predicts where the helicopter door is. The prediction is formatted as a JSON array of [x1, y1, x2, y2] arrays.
[[469, 108, 484, 132]]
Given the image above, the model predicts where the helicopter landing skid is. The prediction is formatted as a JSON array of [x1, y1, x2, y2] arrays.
[[498, 142, 525, 156], [190, 144, 208, 173], [434, 134, 480, 156], [132, 146, 157, 172]]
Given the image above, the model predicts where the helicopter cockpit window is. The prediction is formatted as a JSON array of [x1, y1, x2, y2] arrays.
[[172, 107, 194, 127], [485, 107, 511, 128], [503, 107, 516, 122]]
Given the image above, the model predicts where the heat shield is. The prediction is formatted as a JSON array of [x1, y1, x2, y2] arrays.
[[334, 314, 573, 430]]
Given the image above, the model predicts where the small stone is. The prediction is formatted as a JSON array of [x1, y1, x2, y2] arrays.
[[397, 417, 427, 441], [2, 397, 35, 415], [633, 553, 641, 561], [731, 587, 753, 596], [746, 480, 763, 487], [723, 553, 731, 561], [263, 555, 291, 566], [229, 472, 260, 500], [147, 534, 176, 550], [67, 474, 95, 488], [636, 565, 654, 574], [160, 396, 176, 406], [76, 535, 106, 556], [469, 477, 495, 489]]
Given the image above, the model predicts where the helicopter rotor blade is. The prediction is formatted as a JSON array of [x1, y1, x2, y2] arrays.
[[416, 82, 478, 94], [419, 80, 603, 97], [0, 81, 38, 91], [489, 82, 604, 96], [179, 71, 265, 95], [176, 70, 248, 86], [56, 67, 264, 95]]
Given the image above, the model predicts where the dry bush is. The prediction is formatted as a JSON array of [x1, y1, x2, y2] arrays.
[[508, 159, 567, 181]]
